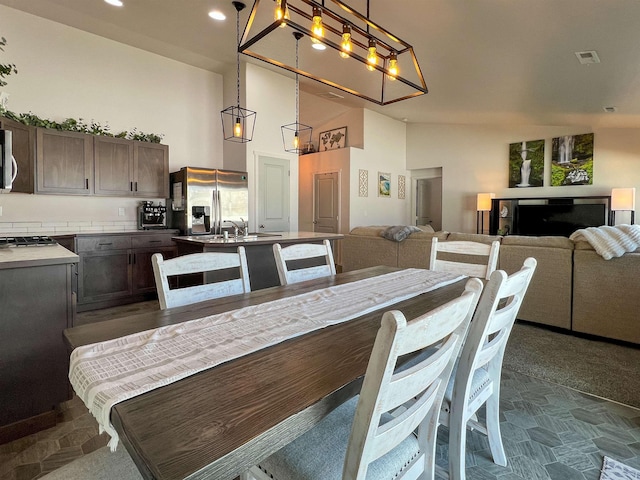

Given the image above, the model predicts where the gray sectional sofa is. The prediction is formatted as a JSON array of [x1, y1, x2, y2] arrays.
[[341, 226, 639, 345]]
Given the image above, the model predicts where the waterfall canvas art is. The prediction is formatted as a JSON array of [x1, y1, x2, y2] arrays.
[[509, 139, 544, 188], [551, 133, 594, 186]]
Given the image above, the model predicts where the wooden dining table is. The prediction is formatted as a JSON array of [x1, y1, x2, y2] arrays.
[[64, 266, 467, 480]]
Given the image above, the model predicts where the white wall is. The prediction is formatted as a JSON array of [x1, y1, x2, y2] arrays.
[[406, 123, 640, 233], [244, 63, 299, 232], [349, 110, 410, 228], [0, 5, 223, 227]]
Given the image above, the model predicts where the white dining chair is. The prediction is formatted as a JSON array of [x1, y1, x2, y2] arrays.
[[152, 248, 250, 310], [429, 237, 500, 280], [443, 257, 537, 480], [245, 277, 483, 480], [273, 240, 336, 285]]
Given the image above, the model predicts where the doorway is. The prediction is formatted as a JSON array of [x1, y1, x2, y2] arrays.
[[313, 172, 339, 233], [415, 176, 442, 231], [257, 156, 290, 232]]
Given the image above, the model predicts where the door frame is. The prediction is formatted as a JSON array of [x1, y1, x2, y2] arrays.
[[411, 168, 443, 229]]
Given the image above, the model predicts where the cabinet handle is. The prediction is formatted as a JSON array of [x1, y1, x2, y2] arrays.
[[128, 253, 132, 264], [130, 181, 133, 191], [134, 181, 138, 192], [132, 253, 136, 264], [85, 178, 89, 189], [148, 240, 162, 243], [98, 242, 113, 246]]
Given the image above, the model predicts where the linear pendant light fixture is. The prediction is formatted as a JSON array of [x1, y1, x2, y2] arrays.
[[221, 1, 257, 143], [281, 32, 313, 153], [239, 0, 427, 105]]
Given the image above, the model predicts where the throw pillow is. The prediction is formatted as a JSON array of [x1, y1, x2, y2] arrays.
[[417, 224, 435, 233], [380, 225, 422, 242]]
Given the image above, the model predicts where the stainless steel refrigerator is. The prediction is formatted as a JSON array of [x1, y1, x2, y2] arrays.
[[169, 167, 249, 235]]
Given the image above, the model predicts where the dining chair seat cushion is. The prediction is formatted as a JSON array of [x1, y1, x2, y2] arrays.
[[257, 396, 420, 480], [40, 445, 142, 480]]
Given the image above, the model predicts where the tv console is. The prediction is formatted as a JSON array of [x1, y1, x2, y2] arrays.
[[489, 195, 611, 237]]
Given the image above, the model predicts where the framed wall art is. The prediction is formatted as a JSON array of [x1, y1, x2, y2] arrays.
[[398, 174, 406, 199], [551, 133, 594, 186], [358, 169, 368, 197], [318, 126, 347, 151], [509, 139, 544, 188], [378, 172, 391, 197]]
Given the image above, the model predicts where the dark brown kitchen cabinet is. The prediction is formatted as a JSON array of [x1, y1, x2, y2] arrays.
[[74, 232, 177, 311], [0, 116, 35, 193], [133, 141, 169, 198], [94, 138, 169, 198], [0, 257, 75, 441], [36, 128, 93, 194], [94, 136, 134, 195], [0, 116, 169, 197]]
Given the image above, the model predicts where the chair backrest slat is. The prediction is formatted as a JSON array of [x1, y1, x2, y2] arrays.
[[152, 248, 250, 310], [429, 238, 500, 280], [273, 240, 336, 285]]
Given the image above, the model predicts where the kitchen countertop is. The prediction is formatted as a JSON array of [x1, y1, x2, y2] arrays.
[[53, 229, 180, 238], [172, 231, 344, 246], [0, 244, 79, 270]]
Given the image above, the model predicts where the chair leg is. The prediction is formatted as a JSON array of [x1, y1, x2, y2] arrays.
[[485, 393, 507, 466], [448, 412, 467, 480]]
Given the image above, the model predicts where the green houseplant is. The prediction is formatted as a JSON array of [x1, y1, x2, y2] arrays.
[[0, 36, 17, 87]]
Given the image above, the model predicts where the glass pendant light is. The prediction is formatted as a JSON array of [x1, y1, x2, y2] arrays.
[[311, 6, 326, 50], [387, 51, 398, 80], [221, 1, 257, 143], [366, 38, 377, 71], [340, 24, 352, 58], [281, 32, 313, 153], [274, 0, 289, 27]]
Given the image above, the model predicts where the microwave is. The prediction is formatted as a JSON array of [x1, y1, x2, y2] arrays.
[[1, 129, 17, 193]]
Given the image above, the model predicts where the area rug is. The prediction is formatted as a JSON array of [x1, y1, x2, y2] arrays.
[[600, 456, 640, 480]]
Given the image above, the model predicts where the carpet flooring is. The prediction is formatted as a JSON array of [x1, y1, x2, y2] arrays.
[[504, 322, 640, 408]]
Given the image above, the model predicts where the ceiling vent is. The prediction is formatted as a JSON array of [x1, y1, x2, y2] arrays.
[[575, 51, 600, 64], [603, 106, 617, 113], [316, 91, 345, 100]]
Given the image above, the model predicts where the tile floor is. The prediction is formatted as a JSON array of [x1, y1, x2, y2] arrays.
[[1, 369, 638, 480]]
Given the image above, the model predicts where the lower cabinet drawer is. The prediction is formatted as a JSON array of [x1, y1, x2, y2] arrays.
[[77, 235, 132, 252], [131, 234, 176, 249]]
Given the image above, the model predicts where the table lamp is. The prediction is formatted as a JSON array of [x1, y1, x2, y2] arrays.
[[610, 188, 635, 225]]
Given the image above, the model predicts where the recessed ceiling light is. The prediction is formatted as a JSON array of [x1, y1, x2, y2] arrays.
[[104, 0, 123, 6], [603, 106, 617, 113], [209, 10, 226, 21]]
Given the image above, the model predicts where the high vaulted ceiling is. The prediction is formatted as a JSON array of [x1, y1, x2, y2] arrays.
[[3, 0, 640, 127]]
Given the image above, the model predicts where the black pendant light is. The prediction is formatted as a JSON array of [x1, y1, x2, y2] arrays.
[[281, 32, 312, 154], [221, 1, 256, 143]]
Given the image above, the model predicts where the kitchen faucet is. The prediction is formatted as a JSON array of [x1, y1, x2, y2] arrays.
[[226, 218, 248, 236]]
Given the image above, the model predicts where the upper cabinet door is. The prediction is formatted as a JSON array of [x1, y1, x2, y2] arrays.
[[36, 129, 93, 195], [133, 141, 169, 198], [94, 136, 134, 195], [0, 117, 36, 193]]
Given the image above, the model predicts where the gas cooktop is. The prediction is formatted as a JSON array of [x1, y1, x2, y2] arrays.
[[0, 236, 58, 247]]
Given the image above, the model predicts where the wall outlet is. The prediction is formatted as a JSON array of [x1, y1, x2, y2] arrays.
[[118, 207, 125, 216]]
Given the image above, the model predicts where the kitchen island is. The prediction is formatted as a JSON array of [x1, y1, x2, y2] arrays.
[[173, 231, 343, 290], [0, 244, 78, 443]]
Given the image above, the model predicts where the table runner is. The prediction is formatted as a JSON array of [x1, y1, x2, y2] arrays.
[[69, 268, 464, 450]]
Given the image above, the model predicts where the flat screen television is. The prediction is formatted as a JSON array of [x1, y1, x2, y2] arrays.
[[516, 203, 606, 237]]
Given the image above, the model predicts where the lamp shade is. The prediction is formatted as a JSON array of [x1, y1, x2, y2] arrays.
[[611, 188, 636, 211], [477, 193, 495, 212]]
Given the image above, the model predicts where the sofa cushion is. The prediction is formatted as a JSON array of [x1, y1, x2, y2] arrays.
[[348, 226, 389, 237], [503, 235, 574, 250], [447, 232, 503, 244], [380, 225, 422, 242], [417, 224, 435, 233]]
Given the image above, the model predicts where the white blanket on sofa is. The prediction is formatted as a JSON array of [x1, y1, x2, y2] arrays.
[[569, 224, 640, 260]]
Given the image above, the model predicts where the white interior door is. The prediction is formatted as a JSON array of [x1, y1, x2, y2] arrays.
[[258, 156, 290, 232], [313, 172, 339, 233]]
